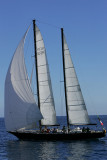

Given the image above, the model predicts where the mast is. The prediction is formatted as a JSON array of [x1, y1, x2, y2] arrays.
[[33, 19, 41, 129], [61, 28, 69, 129]]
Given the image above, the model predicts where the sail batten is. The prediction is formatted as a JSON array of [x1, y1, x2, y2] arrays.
[[62, 30, 90, 125], [35, 25, 58, 126]]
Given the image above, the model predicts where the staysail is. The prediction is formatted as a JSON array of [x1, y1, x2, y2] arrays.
[[62, 29, 90, 125], [5, 28, 43, 131], [35, 25, 58, 126]]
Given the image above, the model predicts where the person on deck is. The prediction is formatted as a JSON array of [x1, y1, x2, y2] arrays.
[[62, 126, 66, 133]]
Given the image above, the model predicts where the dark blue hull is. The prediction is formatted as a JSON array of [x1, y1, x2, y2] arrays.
[[9, 131, 106, 141]]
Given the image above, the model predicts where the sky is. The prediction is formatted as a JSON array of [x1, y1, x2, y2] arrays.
[[0, 0, 107, 117]]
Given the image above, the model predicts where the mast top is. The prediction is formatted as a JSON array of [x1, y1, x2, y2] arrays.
[[61, 28, 64, 32], [33, 19, 36, 24]]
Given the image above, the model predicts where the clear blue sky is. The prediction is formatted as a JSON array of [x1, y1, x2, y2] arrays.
[[0, 0, 107, 117]]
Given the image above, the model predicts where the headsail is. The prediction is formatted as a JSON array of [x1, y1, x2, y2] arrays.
[[5, 28, 43, 131], [61, 29, 90, 125], [35, 25, 58, 126]]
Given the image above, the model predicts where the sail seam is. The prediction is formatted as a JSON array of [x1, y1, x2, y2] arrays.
[[36, 39, 43, 42], [39, 79, 49, 82], [64, 49, 69, 51], [39, 84, 48, 86], [40, 98, 53, 100], [66, 76, 76, 78], [39, 72, 49, 75], [38, 64, 47, 67], [70, 100, 84, 102], [67, 90, 81, 92], [66, 85, 79, 88], [65, 67, 74, 69], [68, 104, 85, 106], [41, 102, 53, 104]]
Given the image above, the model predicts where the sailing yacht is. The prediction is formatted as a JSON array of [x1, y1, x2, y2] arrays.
[[4, 20, 106, 140]]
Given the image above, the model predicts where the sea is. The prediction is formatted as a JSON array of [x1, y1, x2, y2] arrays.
[[0, 116, 107, 160]]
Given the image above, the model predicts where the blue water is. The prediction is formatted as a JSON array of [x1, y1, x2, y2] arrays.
[[0, 116, 107, 160]]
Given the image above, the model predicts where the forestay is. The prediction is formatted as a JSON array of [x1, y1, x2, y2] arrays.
[[36, 26, 58, 126], [63, 33, 90, 125], [5, 28, 43, 131]]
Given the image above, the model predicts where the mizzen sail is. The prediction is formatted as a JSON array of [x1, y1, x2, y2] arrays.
[[62, 30, 90, 125], [5, 28, 43, 131]]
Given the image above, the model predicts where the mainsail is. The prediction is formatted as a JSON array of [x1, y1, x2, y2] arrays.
[[35, 25, 58, 126], [62, 29, 90, 125], [5, 28, 43, 131]]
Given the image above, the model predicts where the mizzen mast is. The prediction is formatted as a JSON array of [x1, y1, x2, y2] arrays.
[[61, 28, 69, 130]]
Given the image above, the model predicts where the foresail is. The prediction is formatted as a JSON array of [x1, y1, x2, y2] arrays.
[[5, 28, 43, 131], [63, 33, 90, 125], [36, 26, 58, 126]]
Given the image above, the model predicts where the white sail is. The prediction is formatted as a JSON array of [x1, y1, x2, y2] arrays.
[[63, 33, 90, 125], [5, 29, 43, 131], [36, 26, 58, 126]]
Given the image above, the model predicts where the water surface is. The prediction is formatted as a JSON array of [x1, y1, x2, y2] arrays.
[[0, 116, 107, 160]]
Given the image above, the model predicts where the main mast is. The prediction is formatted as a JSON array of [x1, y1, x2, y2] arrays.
[[61, 28, 69, 130], [33, 20, 41, 129]]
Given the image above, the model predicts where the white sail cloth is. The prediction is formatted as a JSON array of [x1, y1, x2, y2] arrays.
[[5, 29, 43, 131], [36, 26, 58, 126], [63, 33, 90, 125]]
